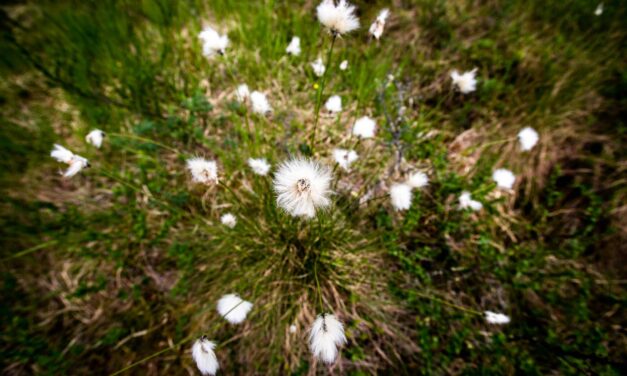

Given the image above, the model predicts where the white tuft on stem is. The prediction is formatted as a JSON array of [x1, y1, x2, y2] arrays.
[[309, 313, 347, 364]]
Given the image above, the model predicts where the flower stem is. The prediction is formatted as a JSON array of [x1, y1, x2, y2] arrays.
[[310, 34, 337, 154], [108, 133, 184, 156], [412, 291, 483, 316]]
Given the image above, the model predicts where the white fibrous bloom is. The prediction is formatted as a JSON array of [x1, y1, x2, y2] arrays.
[[247, 158, 271, 176], [289, 324, 297, 333], [352, 116, 376, 138], [187, 158, 218, 185], [492, 168, 516, 190], [325, 95, 342, 113], [311, 57, 326, 77], [50, 144, 89, 178], [484, 311, 511, 325], [459, 191, 483, 211], [192, 337, 219, 375], [407, 171, 429, 189], [390, 183, 412, 211], [450, 68, 478, 94], [235, 84, 250, 102], [309, 313, 347, 364], [339, 60, 348, 70], [286, 36, 301, 56], [220, 213, 237, 228], [316, 0, 360, 36], [517, 127, 539, 151], [274, 158, 332, 218], [85, 129, 105, 148], [217, 294, 253, 324], [250, 91, 272, 115], [332, 148, 358, 171], [595, 3, 603, 16], [369, 8, 390, 40], [198, 27, 229, 58]]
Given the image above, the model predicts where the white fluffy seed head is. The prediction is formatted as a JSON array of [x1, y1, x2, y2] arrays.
[[311, 57, 326, 77], [459, 191, 483, 211], [274, 158, 333, 218], [352, 116, 377, 138], [192, 337, 219, 375], [316, 0, 360, 36], [484, 311, 511, 325], [517, 127, 539, 151], [51, 144, 74, 164], [220, 213, 237, 228], [217, 294, 253, 324], [492, 168, 516, 190], [85, 129, 105, 148], [407, 171, 429, 189], [236, 84, 250, 102], [369, 8, 389, 40], [286, 36, 301, 56], [332, 148, 358, 171], [450, 68, 478, 94], [594, 3, 603, 16], [247, 158, 271, 176], [309, 313, 347, 364], [390, 183, 413, 211], [198, 27, 229, 58], [51, 144, 89, 178], [250, 91, 272, 115], [187, 158, 218, 185], [339, 60, 348, 70], [325, 95, 342, 113], [289, 324, 297, 333]]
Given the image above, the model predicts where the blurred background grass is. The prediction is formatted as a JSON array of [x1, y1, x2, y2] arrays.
[[0, 0, 625, 374]]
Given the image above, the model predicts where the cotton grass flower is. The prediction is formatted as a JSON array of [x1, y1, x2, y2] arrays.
[[517, 127, 539, 151], [286, 36, 301, 56], [484, 311, 511, 325], [459, 191, 483, 211], [390, 183, 412, 211], [311, 57, 326, 77], [309, 313, 347, 364], [594, 3, 603, 16], [274, 158, 332, 218], [324, 95, 342, 113], [407, 171, 428, 189], [198, 27, 229, 58], [50, 144, 89, 178], [217, 294, 253, 324], [332, 148, 358, 171], [352, 116, 376, 138], [250, 91, 272, 115], [316, 0, 360, 36], [289, 324, 297, 333], [187, 158, 218, 185], [235, 84, 250, 102], [192, 336, 219, 375], [450, 68, 478, 94], [369, 8, 390, 40], [220, 213, 237, 228], [85, 129, 105, 148], [247, 158, 271, 176], [492, 168, 516, 190], [339, 60, 348, 70]]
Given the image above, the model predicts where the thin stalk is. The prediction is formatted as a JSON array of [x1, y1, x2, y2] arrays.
[[1, 239, 59, 262], [108, 133, 184, 156], [412, 291, 483, 316], [310, 34, 337, 153]]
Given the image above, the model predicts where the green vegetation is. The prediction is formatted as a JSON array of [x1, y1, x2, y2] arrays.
[[1, 0, 625, 374]]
